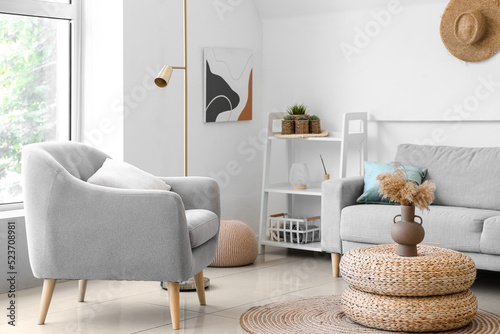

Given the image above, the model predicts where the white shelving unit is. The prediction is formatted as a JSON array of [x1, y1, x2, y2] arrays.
[[259, 112, 368, 253]]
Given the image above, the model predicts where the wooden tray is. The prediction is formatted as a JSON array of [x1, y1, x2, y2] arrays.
[[274, 130, 329, 139]]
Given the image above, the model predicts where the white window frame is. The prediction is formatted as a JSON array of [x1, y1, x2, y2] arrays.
[[0, 0, 82, 211]]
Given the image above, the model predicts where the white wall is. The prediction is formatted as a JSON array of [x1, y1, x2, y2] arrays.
[[82, 0, 124, 160], [90, 0, 500, 235], [123, 0, 264, 233], [187, 0, 264, 231], [259, 0, 500, 171], [123, 0, 184, 177]]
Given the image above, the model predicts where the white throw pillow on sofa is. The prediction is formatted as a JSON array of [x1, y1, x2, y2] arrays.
[[87, 158, 171, 191]]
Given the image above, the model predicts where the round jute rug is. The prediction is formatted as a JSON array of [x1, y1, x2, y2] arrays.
[[240, 296, 500, 334]]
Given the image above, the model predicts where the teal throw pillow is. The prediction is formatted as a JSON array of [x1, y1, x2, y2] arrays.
[[357, 162, 427, 204]]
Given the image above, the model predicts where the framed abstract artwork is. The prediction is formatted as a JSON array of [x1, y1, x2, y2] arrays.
[[204, 48, 253, 123]]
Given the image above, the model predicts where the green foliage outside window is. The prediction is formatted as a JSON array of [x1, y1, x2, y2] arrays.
[[0, 14, 58, 203]]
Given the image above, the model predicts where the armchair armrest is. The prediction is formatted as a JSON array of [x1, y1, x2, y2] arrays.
[[321, 176, 364, 254], [159, 177, 220, 218]]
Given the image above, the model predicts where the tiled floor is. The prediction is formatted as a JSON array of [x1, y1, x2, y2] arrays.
[[1, 248, 499, 334]]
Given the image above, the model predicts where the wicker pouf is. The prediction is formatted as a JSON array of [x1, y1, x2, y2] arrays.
[[340, 244, 478, 332], [209, 220, 258, 267], [341, 286, 478, 333], [340, 245, 476, 296]]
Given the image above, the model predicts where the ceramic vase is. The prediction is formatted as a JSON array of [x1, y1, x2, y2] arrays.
[[391, 205, 425, 257]]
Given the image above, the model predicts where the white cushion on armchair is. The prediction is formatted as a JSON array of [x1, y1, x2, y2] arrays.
[[87, 158, 171, 191]]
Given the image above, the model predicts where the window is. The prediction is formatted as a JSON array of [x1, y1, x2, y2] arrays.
[[0, 0, 81, 208]]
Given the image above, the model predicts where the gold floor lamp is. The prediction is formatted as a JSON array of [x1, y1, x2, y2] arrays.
[[154, 0, 211, 292], [154, 0, 188, 177]]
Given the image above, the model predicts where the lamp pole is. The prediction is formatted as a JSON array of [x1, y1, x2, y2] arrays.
[[156, 0, 210, 292], [182, 0, 187, 177], [155, 0, 188, 176]]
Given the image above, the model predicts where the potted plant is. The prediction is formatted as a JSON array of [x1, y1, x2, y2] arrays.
[[295, 116, 309, 134], [309, 115, 321, 134], [281, 115, 294, 135], [286, 103, 309, 119]]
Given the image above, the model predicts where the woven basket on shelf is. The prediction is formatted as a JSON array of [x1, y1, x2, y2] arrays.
[[309, 120, 321, 134], [341, 286, 478, 333], [295, 120, 309, 134], [281, 120, 294, 135]]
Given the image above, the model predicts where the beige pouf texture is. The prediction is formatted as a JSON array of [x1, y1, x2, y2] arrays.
[[210, 220, 258, 267], [340, 245, 476, 297], [341, 286, 478, 333], [340, 245, 479, 332]]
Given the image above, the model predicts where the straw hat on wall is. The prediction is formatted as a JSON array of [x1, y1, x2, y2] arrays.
[[440, 0, 500, 62]]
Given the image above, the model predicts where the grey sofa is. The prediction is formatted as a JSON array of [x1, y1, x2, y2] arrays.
[[322, 144, 500, 277]]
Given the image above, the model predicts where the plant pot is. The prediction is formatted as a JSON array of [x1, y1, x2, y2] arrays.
[[391, 205, 425, 257], [291, 114, 309, 119], [295, 120, 310, 134], [281, 120, 294, 135], [310, 120, 321, 134]]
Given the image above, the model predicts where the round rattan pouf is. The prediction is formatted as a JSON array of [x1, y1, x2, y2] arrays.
[[340, 244, 476, 296], [341, 286, 478, 332], [340, 244, 478, 332], [209, 220, 258, 267]]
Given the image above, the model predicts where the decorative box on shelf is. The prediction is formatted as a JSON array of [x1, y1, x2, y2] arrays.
[[267, 213, 320, 244]]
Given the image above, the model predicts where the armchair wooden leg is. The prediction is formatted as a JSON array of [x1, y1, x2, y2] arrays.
[[78, 280, 87, 302], [167, 282, 180, 330], [38, 279, 56, 325], [331, 253, 341, 278], [194, 271, 206, 306]]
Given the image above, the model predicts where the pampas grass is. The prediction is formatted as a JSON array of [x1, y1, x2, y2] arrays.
[[377, 163, 436, 211]]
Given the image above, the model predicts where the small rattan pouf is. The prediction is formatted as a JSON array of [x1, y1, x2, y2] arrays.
[[340, 245, 476, 296], [209, 220, 258, 267], [341, 286, 478, 332], [340, 244, 478, 332]]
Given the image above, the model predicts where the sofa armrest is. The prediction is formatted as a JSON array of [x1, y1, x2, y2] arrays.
[[321, 176, 364, 254], [159, 177, 221, 218]]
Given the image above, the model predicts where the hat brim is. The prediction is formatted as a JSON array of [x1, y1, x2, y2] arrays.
[[441, 0, 500, 62]]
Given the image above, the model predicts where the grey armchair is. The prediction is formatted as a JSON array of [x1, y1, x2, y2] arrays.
[[22, 142, 220, 330]]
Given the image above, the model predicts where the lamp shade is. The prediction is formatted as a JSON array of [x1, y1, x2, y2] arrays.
[[155, 65, 174, 88]]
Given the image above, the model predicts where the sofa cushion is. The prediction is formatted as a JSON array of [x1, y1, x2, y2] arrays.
[[480, 216, 500, 255], [340, 205, 500, 253], [186, 209, 219, 248], [357, 161, 427, 204], [395, 144, 500, 210]]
